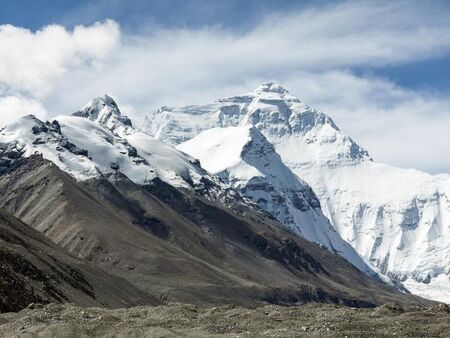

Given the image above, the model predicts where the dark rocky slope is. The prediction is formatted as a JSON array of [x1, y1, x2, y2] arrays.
[[0, 156, 431, 307], [0, 206, 159, 313]]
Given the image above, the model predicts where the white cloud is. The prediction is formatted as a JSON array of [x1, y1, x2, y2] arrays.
[[0, 19, 119, 97], [0, 95, 47, 125], [0, 1, 449, 173]]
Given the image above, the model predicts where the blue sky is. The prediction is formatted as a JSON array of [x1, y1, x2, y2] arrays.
[[0, 0, 449, 173], [1, 1, 329, 31]]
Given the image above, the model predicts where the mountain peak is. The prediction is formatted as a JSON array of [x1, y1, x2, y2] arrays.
[[75, 94, 120, 117], [74, 94, 132, 134], [253, 82, 290, 95], [143, 83, 370, 163]]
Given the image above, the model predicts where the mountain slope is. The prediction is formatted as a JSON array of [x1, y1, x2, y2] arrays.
[[0, 104, 429, 307], [0, 96, 258, 216], [145, 82, 450, 302], [178, 125, 375, 276], [0, 155, 428, 307], [0, 113, 203, 188], [0, 206, 158, 313]]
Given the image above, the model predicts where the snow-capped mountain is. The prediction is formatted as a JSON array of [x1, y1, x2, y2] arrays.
[[178, 125, 374, 275], [145, 82, 450, 302], [1, 94, 422, 308], [0, 93, 380, 277], [145, 82, 368, 166], [0, 96, 228, 193]]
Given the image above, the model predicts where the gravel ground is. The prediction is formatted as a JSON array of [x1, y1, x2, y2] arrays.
[[1, 302, 450, 337]]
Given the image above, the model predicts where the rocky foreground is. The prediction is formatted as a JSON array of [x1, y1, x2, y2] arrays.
[[1, 302, 450, 337]]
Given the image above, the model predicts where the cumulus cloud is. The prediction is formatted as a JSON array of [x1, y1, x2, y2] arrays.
[[0, 19, 119, 97], [0, 1, 449, 173]]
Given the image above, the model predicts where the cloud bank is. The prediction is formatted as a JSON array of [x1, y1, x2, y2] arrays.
[[0, 1, 449, 173]]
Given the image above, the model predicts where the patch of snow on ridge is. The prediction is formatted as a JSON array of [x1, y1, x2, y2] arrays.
[[57, 115, 158, 184], [58, 115, 205, 187], [0, 115, 98, 181], [178, 126, 263, 181]]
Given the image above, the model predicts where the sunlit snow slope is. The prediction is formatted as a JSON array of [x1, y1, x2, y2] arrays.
[[178, 125, 375, 275], [145, 82, 450, 302], [0, 96, 211, 189]]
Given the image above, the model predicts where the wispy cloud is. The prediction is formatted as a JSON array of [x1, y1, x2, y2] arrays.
[[0, 1, 449, 173]]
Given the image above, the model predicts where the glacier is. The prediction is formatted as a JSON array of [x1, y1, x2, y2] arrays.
[[144, 82, 450, 302]]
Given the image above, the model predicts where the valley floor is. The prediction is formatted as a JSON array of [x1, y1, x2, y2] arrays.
[[1, 302, 450, 337]]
